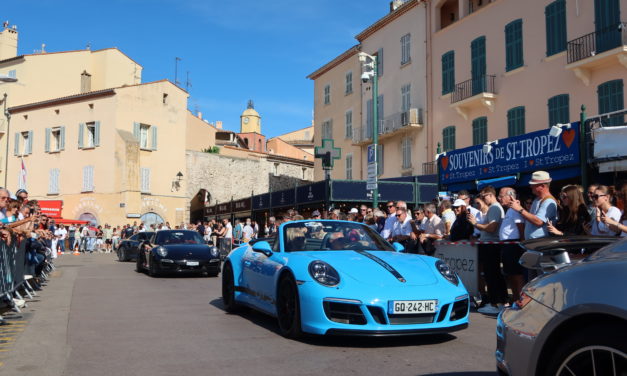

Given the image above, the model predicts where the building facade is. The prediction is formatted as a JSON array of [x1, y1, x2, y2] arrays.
[[429, 0, 626, 163]]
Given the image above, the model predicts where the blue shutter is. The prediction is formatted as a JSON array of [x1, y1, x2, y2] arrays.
[[508, 107, 526, 137], [545, 0, 567, 56], [443, 126, 456, 151], [598, 79, 625, 126], [548, 94, 570, 127], [14, 132, 19, 156], [45, 128, 51, 153], [151, 126, 158, 150], [94, 121, 100, 147], [78, 123, 85, 149], [366, 99, 373, 139], [505, 19, 523, 71], [133, 122, 140, 141], [60, 126, 66, 150], [27, 131, 33, 154], [377, 48, 383, 76], [472, 117, 488, 145], [377, 144, 384, 176]]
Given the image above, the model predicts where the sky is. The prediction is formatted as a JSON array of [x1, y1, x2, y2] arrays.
[[3, 0, 390, 137]]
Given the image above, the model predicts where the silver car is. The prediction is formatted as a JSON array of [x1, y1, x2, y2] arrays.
[[496, 236, 627, 376]]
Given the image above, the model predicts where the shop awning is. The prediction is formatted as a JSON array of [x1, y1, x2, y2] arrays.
[[476, 175, 517, 190], [52, 218, 90, 225]]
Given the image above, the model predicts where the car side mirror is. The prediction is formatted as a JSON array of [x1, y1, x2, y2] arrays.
[[520, 249, 571, 272], [252, 241, 273, 257], [392, 242, 405, 252]]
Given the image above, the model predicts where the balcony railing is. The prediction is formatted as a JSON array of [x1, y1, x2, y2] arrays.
[[451, 75, 496, 104], [567, 22, 627, 64], [422, 161, 437, 175], [353, 109, 424, 144]]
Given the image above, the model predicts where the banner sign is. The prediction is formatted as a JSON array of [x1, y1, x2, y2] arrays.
[[232, 198, 251, 212], [217, 202, 232, 214], [252, 193, 270, 210], [39, 200, 63, 218], [271, 188, 296, 208], [331, 181, 414, 203], [438, 124, 580, 185], [205, 206, 216, 216], [296, 181, 326, 203]]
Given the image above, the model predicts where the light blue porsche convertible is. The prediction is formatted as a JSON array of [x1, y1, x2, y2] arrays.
[[221, 220, 470, 338]]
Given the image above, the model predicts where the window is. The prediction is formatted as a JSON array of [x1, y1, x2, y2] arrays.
[[505, 19, 524, 71], [377, 144, 384, 176], [401, 84, 411, 112], [441, 51, 455, 95], [345, 154, 353, 180], [442, 126, 456, 151], [548, 94, 570, 127], [401, 137, 412, 169], [345, 71, 353, 95], [321, 120, 333, 140], [323, 84, 331, 105], [273, 163, 279, 177], [14, 131, 33, 156], [133, 122, 158, 150], [472, 117, 488, 145], [401, 33, 411, 65], [545, 0, 566, 56], [302, 168, 307, 180], [82, 165, 94, 192], [140, 168, 151, 193], [507, 106, 526, 137], [376, 48, 384, 76], [597, 79, 625, 127], [8, 70, 16, 78], [78, 121, 100, 149], [345, 110, 353, 139], [45, 127, 65, 153], [48, 168, 60, 194]]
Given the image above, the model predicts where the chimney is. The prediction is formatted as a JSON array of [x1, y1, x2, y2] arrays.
[[197, 111, 203, 120], [0, 23, 18, 60], [390, 0, 404, 12], [216, 121, 223, 129]]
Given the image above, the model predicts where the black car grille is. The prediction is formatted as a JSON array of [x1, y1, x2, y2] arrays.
[[450, 299, 469, 321], [436, 304, 450, 322], [323, 301, 367, 325], [367, 305, 387, 325], [388, 313, 435, 325]]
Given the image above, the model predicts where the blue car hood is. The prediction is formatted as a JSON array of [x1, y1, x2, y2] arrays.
[[300, 250, 438, 287], [157, 244, 212, 259]]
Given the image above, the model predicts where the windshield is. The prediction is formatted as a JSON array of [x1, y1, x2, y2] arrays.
[[282, 220, 394, 252], [156, 231, 204, 245]]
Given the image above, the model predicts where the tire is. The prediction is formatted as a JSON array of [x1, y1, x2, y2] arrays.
[[276, 274, 303, 339], [148, 256, 159, 277], [135, 253, 143, 273], [543, 324, 627, 376], [221, 263, 240, 313], [118, 248, 126, 262]]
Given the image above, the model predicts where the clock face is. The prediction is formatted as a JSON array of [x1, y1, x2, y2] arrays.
[[243, 117, 249, 124]]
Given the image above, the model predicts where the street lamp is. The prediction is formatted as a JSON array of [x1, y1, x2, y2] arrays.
[[1, 75, 18, 188], [359, 52, 379, 208]]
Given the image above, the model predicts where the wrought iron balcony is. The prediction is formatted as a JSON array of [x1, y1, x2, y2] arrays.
[[567, 22, 627, 64], [353, 109, 424, 145], [422, 161, 437, 175], [449, 75, 497, 120]]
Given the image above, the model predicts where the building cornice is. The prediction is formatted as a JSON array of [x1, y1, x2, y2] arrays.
[[307, 45, 361, 80], [355, 0, 421, 42], [8, 89, 116, 114]]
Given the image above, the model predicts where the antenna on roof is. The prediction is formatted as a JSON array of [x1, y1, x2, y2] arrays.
[[186, 71, 192, 91], [2, 21, 8, 29], [86, 42, 91, 50], [174, 57, 182, 87]]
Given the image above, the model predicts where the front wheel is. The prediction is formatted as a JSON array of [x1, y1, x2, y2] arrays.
[[543, 324, 627, 376], [222, 263, 240, 313], [118, 248, 126, 262], [148, 256, 159, 277], [276, 274, 303, 339]]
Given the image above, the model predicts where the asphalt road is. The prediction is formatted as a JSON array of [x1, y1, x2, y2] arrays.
[[3, 254, 498, 376]]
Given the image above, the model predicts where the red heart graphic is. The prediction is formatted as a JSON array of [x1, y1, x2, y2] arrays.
[[529, 160, 535, 165], [483, 168, 488, 173], [440, 156, 449, 170], [562, 129, 575, 148], [445, 174, 449, 179]]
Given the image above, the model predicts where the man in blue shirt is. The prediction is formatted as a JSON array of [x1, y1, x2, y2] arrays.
[[509, 171, 558, 241]]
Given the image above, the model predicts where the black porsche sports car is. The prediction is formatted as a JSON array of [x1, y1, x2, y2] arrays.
[[135, 230, 221, 277], [117, 232, 155, 261]]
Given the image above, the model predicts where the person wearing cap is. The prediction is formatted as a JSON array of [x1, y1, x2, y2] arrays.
[[498, 187, 525, 303], [449, 199, 474, 241], [509, 171, 558, 241], [349, 208, 359, 215], [15, 189, 28, 205], [311, 210, 321, 219]]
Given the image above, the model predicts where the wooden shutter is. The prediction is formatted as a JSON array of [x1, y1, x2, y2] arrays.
[[14, 132, 19, 156], [151, 126, 158, 150], [45, 128, 51, 153], [377, 48, 383, 76], [78, 123, 85, 149], [27, 130, 33, 154], [94, 121, 101, 147], [59, 126, 66, 150], [133, 122, 140, 141]]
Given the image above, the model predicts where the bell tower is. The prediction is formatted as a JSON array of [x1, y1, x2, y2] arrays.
[[0, 22, 18, 61], [240, 100, 261, 134]]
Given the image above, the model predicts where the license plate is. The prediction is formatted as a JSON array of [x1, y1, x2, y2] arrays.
[[389, 300, 437, 314], [186, 261, 199, 266]]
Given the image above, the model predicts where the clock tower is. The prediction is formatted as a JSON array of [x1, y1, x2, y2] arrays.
[[240, 100, 261, 134]]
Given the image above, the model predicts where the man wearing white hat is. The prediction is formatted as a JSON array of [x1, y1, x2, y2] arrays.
[[509, 171, 558, 241]]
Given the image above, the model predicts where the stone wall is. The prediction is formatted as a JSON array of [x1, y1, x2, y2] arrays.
[[185, 150, 314, 220]]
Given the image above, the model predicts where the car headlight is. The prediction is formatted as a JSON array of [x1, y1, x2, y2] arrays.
[[209, 246, 219, 258], [156, 246, 168, 257], [435, 260, 459, 286], [308, 260, 340, 287]]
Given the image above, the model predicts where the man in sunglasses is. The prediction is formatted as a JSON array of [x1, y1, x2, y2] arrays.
[[380, 201, 397, 239], [509, 170, 557, 241]]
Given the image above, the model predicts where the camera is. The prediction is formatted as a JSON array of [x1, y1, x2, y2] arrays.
[[361, 72, 371, 83]]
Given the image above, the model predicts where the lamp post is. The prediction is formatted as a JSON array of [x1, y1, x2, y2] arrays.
[[1, 75, 18, 188], [358, 52, 379, 208]]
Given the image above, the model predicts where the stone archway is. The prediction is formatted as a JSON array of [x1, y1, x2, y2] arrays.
[[78, 212, 99, 226], [140, 212, 165, 228]]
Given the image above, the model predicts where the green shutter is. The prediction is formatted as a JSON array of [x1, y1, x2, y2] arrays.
[[508, 107, 526, 137], [443, 126, 456, 151], [377, 48, 384, 77], [472, 117, 488, 145], [94, 121, 101, 146], [546, 0, 566, 56], [505, 19, 523, 71], [45, 128, 51, 153], [598, 79, 625, 126], [442, 51, 455, 95], [151, 126, 158, 150], [548, 94, 570, 127], [78, 123, 85, 149]]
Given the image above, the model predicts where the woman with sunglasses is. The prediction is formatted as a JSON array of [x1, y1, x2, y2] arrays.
[[601, 182, 627, 237], [547, 185, 591, 236], [590, 185, 621, 236]]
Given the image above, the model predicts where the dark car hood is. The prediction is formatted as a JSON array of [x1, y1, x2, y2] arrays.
[[155, 244, 213, 259]]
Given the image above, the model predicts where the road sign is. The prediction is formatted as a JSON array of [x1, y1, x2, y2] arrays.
[[367, 144, 377, 190]]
